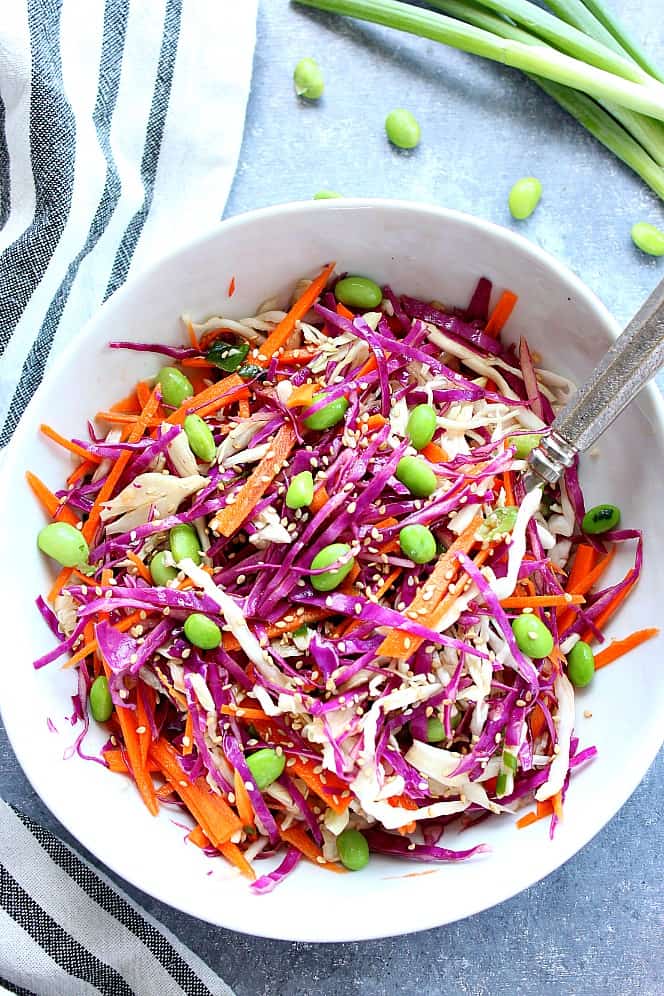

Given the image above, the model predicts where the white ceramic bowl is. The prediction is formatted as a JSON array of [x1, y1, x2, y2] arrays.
[[1, 200, 663, 942]]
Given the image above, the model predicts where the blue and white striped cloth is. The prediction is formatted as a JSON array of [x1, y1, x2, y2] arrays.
[[0, 1, 256, 991], [0, 0, 257, 446]]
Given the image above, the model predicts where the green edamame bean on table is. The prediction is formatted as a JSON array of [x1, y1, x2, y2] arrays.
[[508, 177, 543, 220], [631, 221, 664, 256], [567, 640, 595, 688], [334, 275, 383, 310], [385, 109, 421, 150], [157, 366, 193, 408], [293, 57, 324, 100], [582, 503, 620, 534]]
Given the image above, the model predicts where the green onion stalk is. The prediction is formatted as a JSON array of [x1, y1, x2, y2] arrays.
[[294, 0, 664, 200]]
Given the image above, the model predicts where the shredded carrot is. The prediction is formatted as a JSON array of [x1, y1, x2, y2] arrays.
[[48, 566, 71, 604], [420, 441, 448, 463], [95, 411, 162, 427], [485, 290, 518, 337], [583, 577, 638, 643], [360, 414, 387, 434], [100, 661, 158, 817], [227, 275, 236, 298], [135, 380, 152, 409], [63, 610, 147, 669], [500, 594, 585, 609], [183, 712, 194, 755], [167, 373, 247, 425], [564, 544, 597, 596], [528, 703, 547, 739], [110, 389, 140, 414], [238, 397, 251, 420], [286, 382, 319, 409], [187, 825, 209, 848], [377, 513, 482, 660], [233, 769, 255, 830], [136, 685, 153, 769], [212, 423, 296, 537], [335, 302, 354, 320], [219, 842, 256, 879], [259, 262, 335, 361], [180, 357, 216, 370], [503, 470, 515, 508], [26, 471, 80, 527], [557, 547, 616, 630], [593, 627, 659, 671], [356, 354, 378, 379], [150, 739, 242, 848], [310, 484, 329, 513], [551, 791, 563, 821], [288, 757, 351, 815], [186, 320, 199, 350], [516, 800, 553, 829], [278, 348, 318, 367], [102, 749, 160, 775], [126, 551, 152, 584], [40, 423, 102, 465], [279, 824, 345, 873]]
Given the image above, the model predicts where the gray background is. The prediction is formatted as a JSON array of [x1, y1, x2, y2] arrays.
[[2, 1, 663, 993]]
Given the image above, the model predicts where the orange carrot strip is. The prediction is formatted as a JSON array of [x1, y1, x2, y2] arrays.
[[336, 302, 355, 320], [583, 577, 638, 644], [310, 484, 329, 513], [529, 704, 547, 739], [238, 397, 251, 420], [126, 551, 152, 583], [278, 348, 318, 367], [378, 513, 482, 660], [181, 357, 215, 370], [136, 686, 153, 769], [166, 372, 244, 425], [557, 547, 616, 631], [102, 749, 160, 775], [136, 380, 152, 409], [40, 423, 102, 465], [67, 459, 96, 486], [95, 411, 162, 427], [187, 825, 209, 848], [102, 672, 158, 817], [220, 705, 274, 721], [360, 414, 387, 434], [485, 290, 518, 337], [48, 567, 71, 604], [150, 739, 242, 848], [186, 320, 199, 350], [286, 382, 319, 409], [515, 805, 554, 829], [233, 769, 255, 829], [288, 757, 352, 815], [551, 790, 563, 821], [279, 824, 345, 872], [500, 594, 585, 609], [259, 262, 335, 361], [420, 441, 448, 463], [212, 423, 296, 537], [63, 610, 147, 669], [593, 627, 659, 671], [564, 544, 597, 595], [110, 389, 140, 413], [503, 470, 515, 508], [228, 275, 236, 298], [26, 471, 80, 527], [219, 842, 255, 880]]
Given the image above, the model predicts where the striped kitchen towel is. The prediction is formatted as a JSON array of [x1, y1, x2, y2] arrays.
[[0, 800, 234, 996], [0, 0, 257, 446]]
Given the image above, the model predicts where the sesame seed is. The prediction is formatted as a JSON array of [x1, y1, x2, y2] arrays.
[[244, 780, 255, 791], [583, 710, 592, 718], [227, 792, 236, 804], [182, 736, 191, 747]]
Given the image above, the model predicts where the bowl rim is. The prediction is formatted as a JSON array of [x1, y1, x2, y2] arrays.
[[2, 198, 663, 942]]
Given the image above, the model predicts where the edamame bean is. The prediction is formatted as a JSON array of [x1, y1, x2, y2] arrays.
[[313, 190, 342, 199], [509, 433, 542, 459], [304, 392, 349, 430], [183, 613, 221, 650], [293, 57, 324, 100], [37, 522, 89, 568], [157, 366, 194, 408], [149, 551, 178, 586], [385, 108, 421, 150], [481, 506, 518, 541], [89, 675, 113, 723], [246, 748, 286, 790], [407, 404, 437, 450], [309, 543, 355, 591], [512, 614, 554, 659], [425, 716, 445, 742], [286, 470, 314, 509], [582, 503, 620, 535], [169, 523, 201, 565], [508, 177, 542, 220], [395, 456, 437, 498], [334, 275, 383, 310], [399, 524, 437, 564], [184, 414, 216, 462], [631, 221, 664, 257], [206, 339, 249, 372], [336, 827, 369, 871], [567, 640, 595, 688]]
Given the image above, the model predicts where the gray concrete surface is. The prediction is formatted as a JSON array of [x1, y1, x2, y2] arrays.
[[1, 1, 662, 993]]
